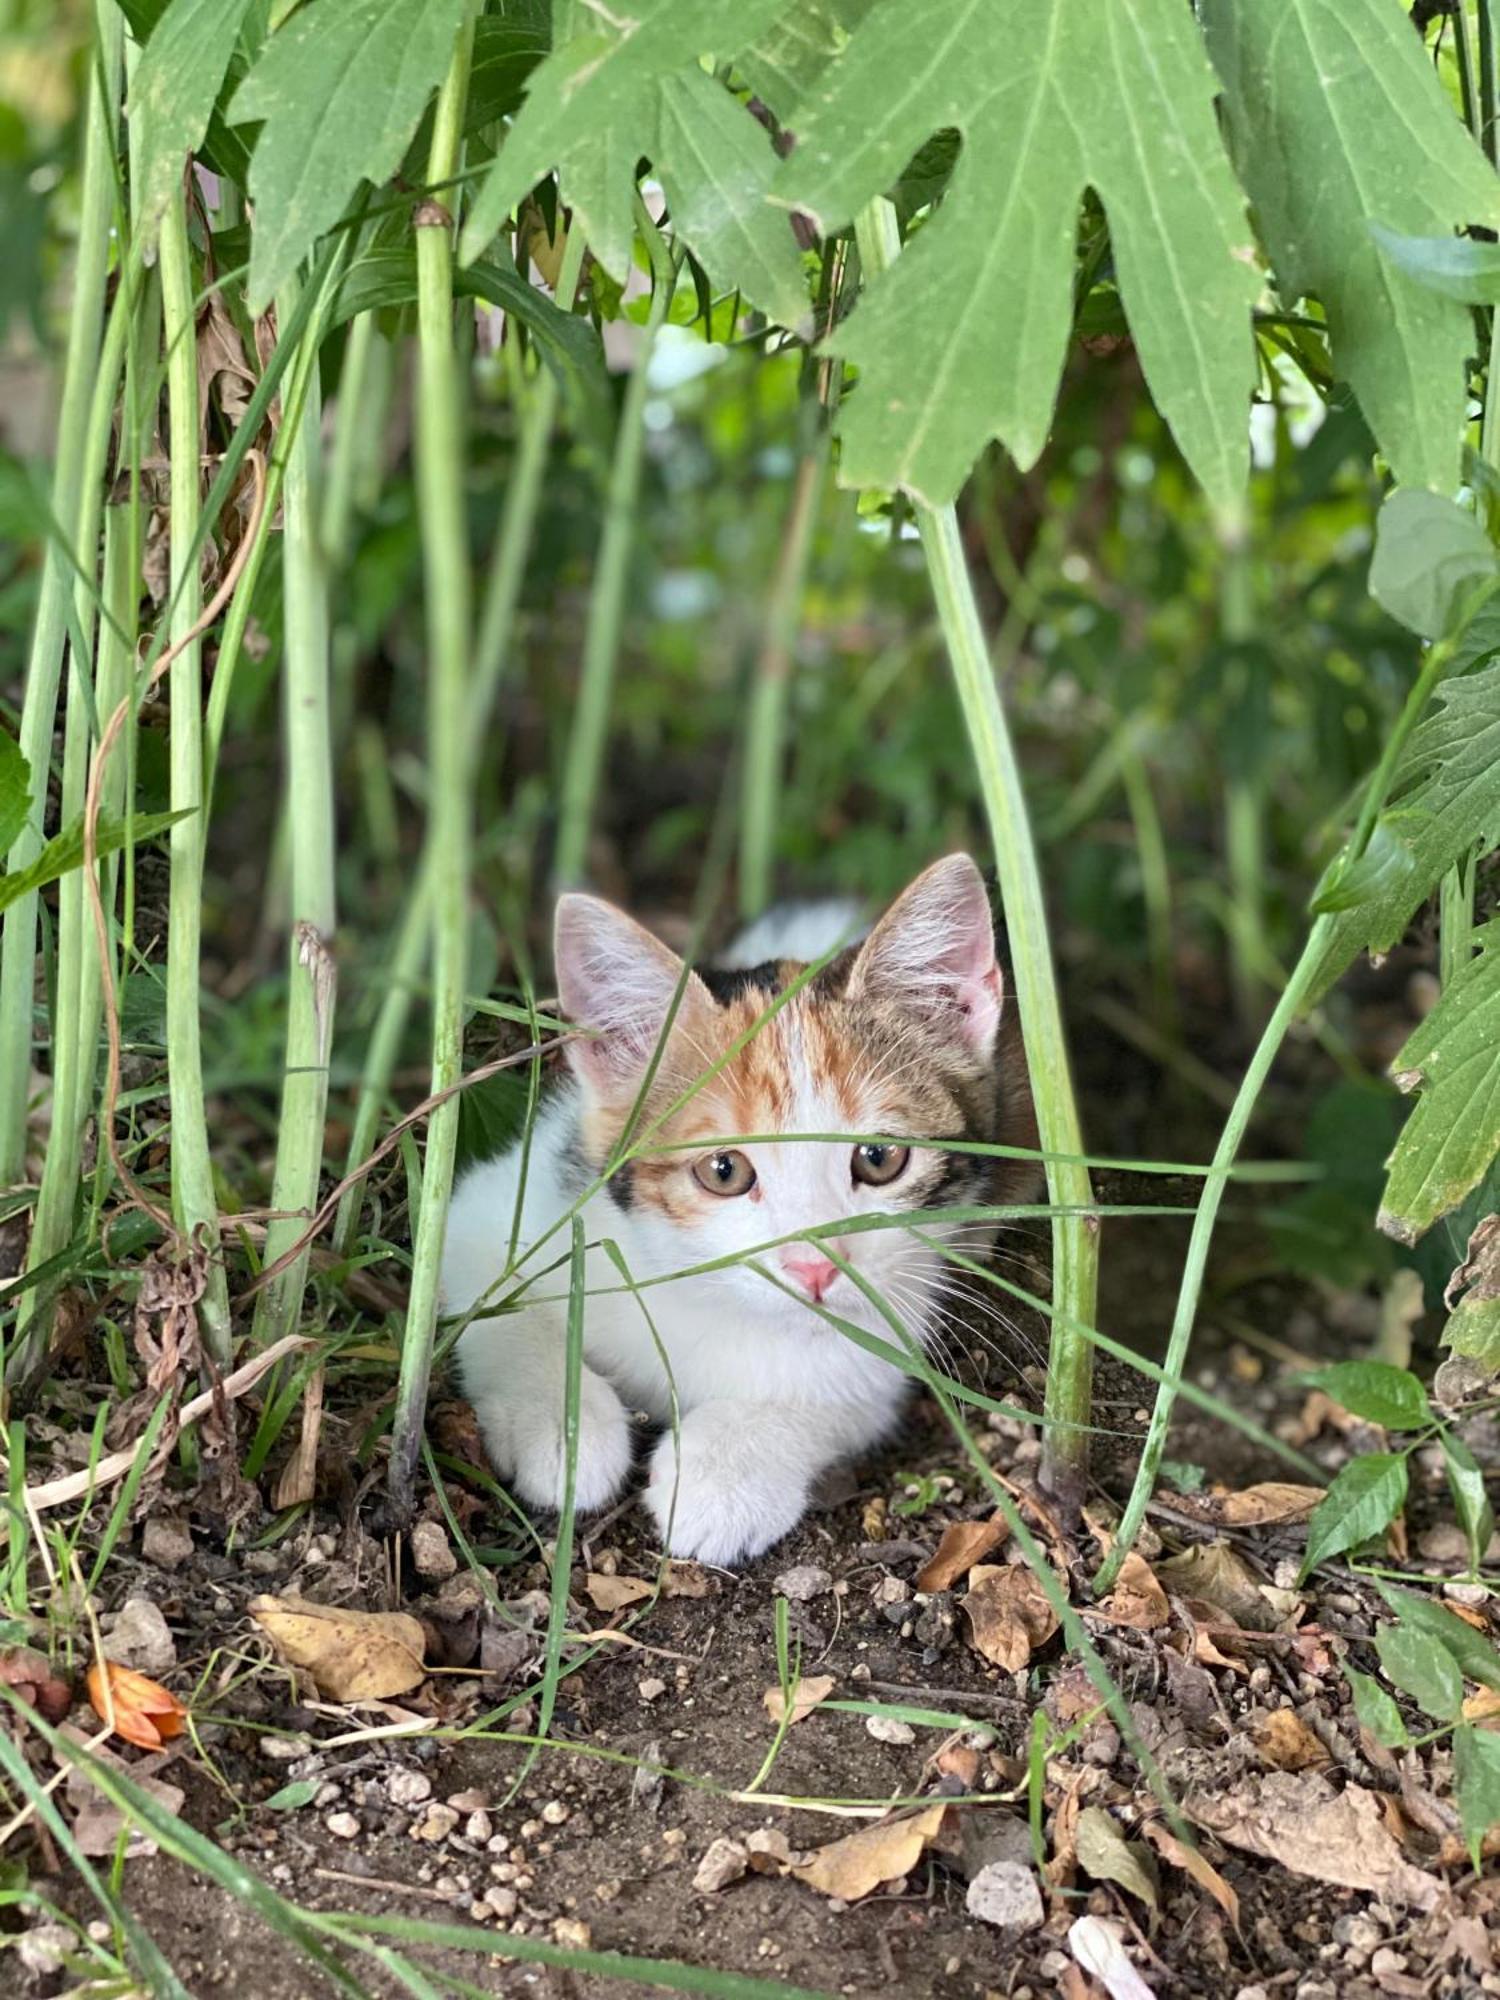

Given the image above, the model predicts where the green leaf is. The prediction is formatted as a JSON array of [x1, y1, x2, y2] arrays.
[[736, 0, 875, 123], [1375, 1621, 1464, 1722], [776, 0, 1260, 513], [1299, 1452, 1407, 1580], [1345, 1665, 1409, 1748], [0, 729, 31, 860], [230, 0, 470, 312], [459, 0, 792, 279], [1307, 662, 1500, 1004], [1454, 1725, 1500, 1870], [1370, 222, 1500, 305], [1302, 1361, 1432, 1431], [1441, 1433, 1496, 1573], [1379, 926, 1500, 1242], [1444, 1290, 1500, 1372], [462, 4, 550, 133], [1368, 490, 1500, 641], [263, 1778, 319, 1811], [1074, 1806, 1159, 1913], [1376, 1583, 1500, 1692], [0, 810, 192, 919], [1202, 0, 1500, 494], [1309, 819, 1416, 917], [129, 0, 258, 235]]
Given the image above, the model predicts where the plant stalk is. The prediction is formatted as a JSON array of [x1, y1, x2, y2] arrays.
[[159, 178, 232, 1356], [388, 10, 477, 1524], [853, 200, 1098, 1515], [552, 209, 677, 888]]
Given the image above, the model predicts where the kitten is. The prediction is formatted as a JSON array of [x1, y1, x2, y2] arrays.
[[442, 852, 1035, 1567]]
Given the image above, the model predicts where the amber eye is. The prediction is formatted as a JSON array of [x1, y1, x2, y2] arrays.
[[851, 1142, 911, 1187], [691, 1149, 757, 1197]]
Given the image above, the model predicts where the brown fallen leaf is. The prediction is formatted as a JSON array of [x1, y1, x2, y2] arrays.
[[584, 1573, 654, 1613], [792, 1803, 949, 1901], [1186, 1771, 1442, 1910], [249, 1595, 426, 1701], [963, 1564, 1061, 1671], [1, 1644, 72, 1723], [1252, 1707, 1330, 1772], [917, 1516, 1006, 1592], [662, 1561, 714, 1598], [763, 1673, 835, 1727], [1463, 1687, 1500, 1722], [1089, 1552, 1169, 1631], [1141, 1820, 1238, 1925], [1211, 1482, 1324, 1527], [1159, 1543, 1292, 1633], [86, 1661, 186, 1751]]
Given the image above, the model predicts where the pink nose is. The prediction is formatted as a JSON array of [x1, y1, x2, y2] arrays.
[[784, 1254, 838, 1302]]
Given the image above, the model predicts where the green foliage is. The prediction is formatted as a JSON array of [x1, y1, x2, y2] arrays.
[[1367, 490, 1500, 642], [1202, 0, 1500, 493], [0, 810, 190, 918], [0, 731, 30, 859], [1439, 1433, 1495, 1573], [129, 0, 256, 234], [777, 0, 1260, 513], [1381, 926, 1500, 1243], [231, 0, 472, 311], [1375, 1620, 1464, 1722], [1376, 1584, 1500, 1692], [1345, 1665, 1408, 1748], [1299, 1452, 1407, 1580], [1454, 1726, 1500, 1871], [1302, 1360, 1431, 1431]]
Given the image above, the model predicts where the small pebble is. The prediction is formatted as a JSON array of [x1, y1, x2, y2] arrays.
[[261, 1736, 308, 1762], [388, 1770, 433, 1808], [775, 1564, 833, 1602], [324, 1812, 360, 1840], [865, 1715, 916, 1746], [1370, 1950, 1406, 1979], [693, 1837, 749, 1893], [553, 1918, 591, 1950], [141, 1516, 194, 1570], [638, 1677, 667, 1702], [541, 1799, 570, 1825], [410, 1518, 457, 1580], [966, 1860, 1043, 1935], [413, 1804, 460, 1842], [465, 1810, 493, 1844], [448, 1789, 488, 1812], [483, 1885, 518, 1921]]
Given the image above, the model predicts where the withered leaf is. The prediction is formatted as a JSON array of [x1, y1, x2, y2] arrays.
[[1075, 1805, 1160, 1915], [792, 1803, 949, 1901], [1209, 1482, 1324, 1527], [763, 1673, 835, 1727], [0, 1645, 72, 1723], [1158, 1542, 1293, 1633], [1187, 1771, 1442, 1910], [1089, 1552, 1170, 1631], [584, 1573, 654, 1613], [1141, 1819, 1238, 1924], [1252, 1707, 1330, 1772], [249, 1595, 426, 1701], [963, 1563, 1061, 1671], [917, 1516, 1006, 1592], [662, 1560, 714, 1598]]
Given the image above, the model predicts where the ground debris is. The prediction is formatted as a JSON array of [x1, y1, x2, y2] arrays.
[[1186, 1770, 1444, 1909], [763, 1673, 834, 1726], [249, 1595, 427, 1701], [774, 1564, 833, 1602], [792, 1803, 948, 1902], [965, 1858, 1043, 1934], [916, 1516, 1006, 1591], [962, 1562, 1060, 1669]]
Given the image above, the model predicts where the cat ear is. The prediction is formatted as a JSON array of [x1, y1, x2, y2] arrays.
[[554, 893, 712, 1097], [847, 854, 1003, 1058]]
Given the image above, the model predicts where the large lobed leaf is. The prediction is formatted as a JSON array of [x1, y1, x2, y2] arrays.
[[128, 0, 258, 235], [1201, 0, 1500, 495], [1379, 925, 1500, 1243], [458, 0, 808, 327], [1307, 662, 1500, 1005], [773, 0, 1261, 513], [230, 0, 471, 311]]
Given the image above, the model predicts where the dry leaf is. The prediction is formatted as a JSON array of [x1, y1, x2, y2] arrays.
[[963, 1564, 1061, 1671], [917, 1516, 1006, 1591], [1252, 1708, 1329, 1772], [1211, 1482, 1324, 1527], [584, 1573, 654, 1613], [662, 1561, 714, 1598], [1140, 1821, 1238, 1924], [0, 1645, 71, 1723], [1090, 1552, 1169, 1631], [249, 1595, 426, 1701], [1187, 1771, 1442, 1910], [1159, 1543, 1291, 1633], [1075, 1806, 1159, 1914], [793, 1803, 948, 1901], [1463, 1687, 1500, 1722], [86, 1661, 186, 1751], [763, 1673, 835, 1727], [1069, 1915, 1158, 2000]]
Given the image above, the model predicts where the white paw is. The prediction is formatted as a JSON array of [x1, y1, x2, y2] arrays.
[[643, 1412, 808, 1567], [473, 1366, 633, 1517]]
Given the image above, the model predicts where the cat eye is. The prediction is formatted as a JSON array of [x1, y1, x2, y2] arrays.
[[851, 1142, 911, 1187], [692, 1149, 757, 1197]]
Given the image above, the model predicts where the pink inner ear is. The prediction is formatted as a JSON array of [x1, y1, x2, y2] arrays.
[[853, 855, 1005, 1057]]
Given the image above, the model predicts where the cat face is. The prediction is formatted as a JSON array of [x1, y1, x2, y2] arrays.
[[554, 855, 1022, 1329]]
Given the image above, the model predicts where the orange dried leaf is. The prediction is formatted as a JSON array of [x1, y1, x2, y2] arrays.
[[1142, 1820, 1239, 1924], [1253, 1708, 1330, 1772], [792, 1803, 949, 1901], [1090, 1552, 1169, 1631], [87, 1660, 186, 1751], [763, 1673, 835, 1726], [962, 1563, 1060, 1671], [1212, 1482, 1324, 1527], [584, 1573, 654, 1613], [916, 1516, 1006, 1592]]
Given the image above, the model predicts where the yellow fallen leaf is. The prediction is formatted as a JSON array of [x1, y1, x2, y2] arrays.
[[916, 1516, 1006, 1592], [792, 1803, 949, 1901], [1090, 1552, 1169, 1631], [763, 1673, 836, 1726], [1213, 1482, 1324, 1526], [1142, 1820, 1238, 1924], [1463, 1687, 1500, 1722], [584, 1573, 654, 1613], [249, 1595, 426, 1701], [1253, 1708, 1330, 1772], [962, 1563, 1060, 1671]]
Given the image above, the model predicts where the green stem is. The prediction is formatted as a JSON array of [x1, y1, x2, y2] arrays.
[[1119, 740, 1175, 1032], [159, 180, 232, 1358], [739, 431, 828, 918], [1480, 0, 1498, 166], [0, 2, 122, 1180], [1096, 627, 1465, 1590], [320, 310, 381, 568], [552, 206, 677, 888], [388, 10, 477, 1525], [852, 202, 1099, 1514], [250, 273, 338, 1351]]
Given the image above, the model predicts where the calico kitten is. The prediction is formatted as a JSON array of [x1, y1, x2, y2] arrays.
[[442, 853, 1035, 1566]]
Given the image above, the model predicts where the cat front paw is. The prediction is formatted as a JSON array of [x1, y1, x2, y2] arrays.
[[643, 1411, 808, 1566], [473, 1365, 633, 1517]]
